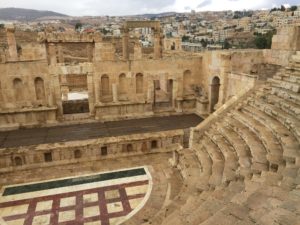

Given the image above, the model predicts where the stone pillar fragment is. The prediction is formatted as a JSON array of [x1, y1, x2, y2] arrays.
[[5, 26, 18, 61], [133, 42, 142, 60], [48, 43, 57, 65], [122, 30, 129, 60], [87, 44, 93, 62], [87, 72, 95, 115], [52, 73, 63, 119], [147, 80, 154, 103], [112, 83, 118, 103], [57, 44, 64, 63], [154, 30, 162, 59]]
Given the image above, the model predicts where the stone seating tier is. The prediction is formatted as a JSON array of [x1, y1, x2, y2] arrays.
[[153, 53, 300, 225]]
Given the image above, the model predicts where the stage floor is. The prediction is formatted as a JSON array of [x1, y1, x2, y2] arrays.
[[0, 114, 203, 148]]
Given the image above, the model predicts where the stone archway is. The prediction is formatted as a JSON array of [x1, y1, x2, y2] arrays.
[[210, 76, 220, 112]]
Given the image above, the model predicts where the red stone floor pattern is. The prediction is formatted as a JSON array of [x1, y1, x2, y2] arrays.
[[0, 180, 149, 225]]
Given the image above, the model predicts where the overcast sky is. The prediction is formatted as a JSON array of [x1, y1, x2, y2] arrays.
[[0, 0, 299, 16]]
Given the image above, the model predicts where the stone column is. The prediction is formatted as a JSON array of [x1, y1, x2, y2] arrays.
[[57, 44, 64, 63], [122, 29, 129, 60], [133, 42, 142, 60], [196, 97, 209, 115], [147, 77, 154, 104], [154, 30, 162, 59], [61, 86, 69, 101], [5, 26, 18, 61], [87, 72, 95, 115], [48, 43, 57, 65], [112, 83, 118, 103], [171, 79, 177, 108], [0, 82, 3, 104], [173, 79, 183, 113], [87, 44, 93, 62], [51, 73, 63, 119], [95, 78, 100, 104]]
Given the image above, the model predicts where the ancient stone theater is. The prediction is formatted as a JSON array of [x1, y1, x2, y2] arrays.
[[0, 21, 299, 225]]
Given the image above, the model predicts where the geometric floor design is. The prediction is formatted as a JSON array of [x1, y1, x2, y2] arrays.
[[0, 167, 152, 225]]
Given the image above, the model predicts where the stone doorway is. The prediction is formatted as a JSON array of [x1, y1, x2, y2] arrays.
[[61, 74, 90, 115], [153, 79, 174, 110]]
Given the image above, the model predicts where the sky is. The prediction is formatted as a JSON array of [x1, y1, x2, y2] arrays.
[[0, 0, 299, 16]]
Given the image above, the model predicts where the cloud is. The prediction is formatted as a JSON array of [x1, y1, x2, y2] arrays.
[[0, 0, 299, 16], [197, 0, 212, 9], [0, 0, 176, 16]]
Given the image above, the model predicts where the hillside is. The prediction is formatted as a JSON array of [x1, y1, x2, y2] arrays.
[[0, 8, 68, 21]]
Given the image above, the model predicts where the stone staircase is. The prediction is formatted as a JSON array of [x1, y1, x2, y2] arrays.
[[149, 52, 300, 225]]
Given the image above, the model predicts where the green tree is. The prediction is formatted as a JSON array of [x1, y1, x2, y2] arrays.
[[75, 22, 82, 31], [182, 35, 190, 42], [270, 7, 279, 12], [0, 24, 4, 29], [223, 39, 231, 49], [254, 31, 275, 49], [100, 28, 109, 35], [290, 6, 298, 11], [255, 36, 268, 49], [200, 39, 207, 48]]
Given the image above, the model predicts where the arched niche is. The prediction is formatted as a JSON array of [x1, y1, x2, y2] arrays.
[[136, 73, 144, 94], [14, 156, 23, 166], [74, 149, 82, 159], [119, 73, 127, 95], [13, 78, 24, 102], [34, 77, 46, 101], [101, 74, 110, 96]]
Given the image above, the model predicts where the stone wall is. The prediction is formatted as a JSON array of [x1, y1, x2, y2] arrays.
[[0, 130, 183, 172], [271, 25, 300, 51], [0, 24, 298, 129], [62, 99, 89, 114]]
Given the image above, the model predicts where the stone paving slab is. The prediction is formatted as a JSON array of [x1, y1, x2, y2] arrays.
[[0, 114, 203, 148]]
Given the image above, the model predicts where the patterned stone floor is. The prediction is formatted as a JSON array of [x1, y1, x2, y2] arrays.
[[0, 167, 152, 225], [0, 153, 183, 225]]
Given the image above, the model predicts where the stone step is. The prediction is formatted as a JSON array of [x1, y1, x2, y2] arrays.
[[273, 73, 300, 84], [260, 170, 283, 186], [265, 94, 300, 117], [194, 145, 212, 190], [179, 193, 208, 217], [271, 86, 300, 106], [291, 54, 300, 62], [242, 105, 300, 163], [186, 186, 243, 225], [200, 138, 225, 187], [256, 207, 300, 225], [215, 122, 253, 179], [206, 128, 239, 183], [250, 99, 300, 142], [286, 65, 300, 73], [269, 78, 300, 93], [232, 110, 284, 167], [225, 116, 269, 168]]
